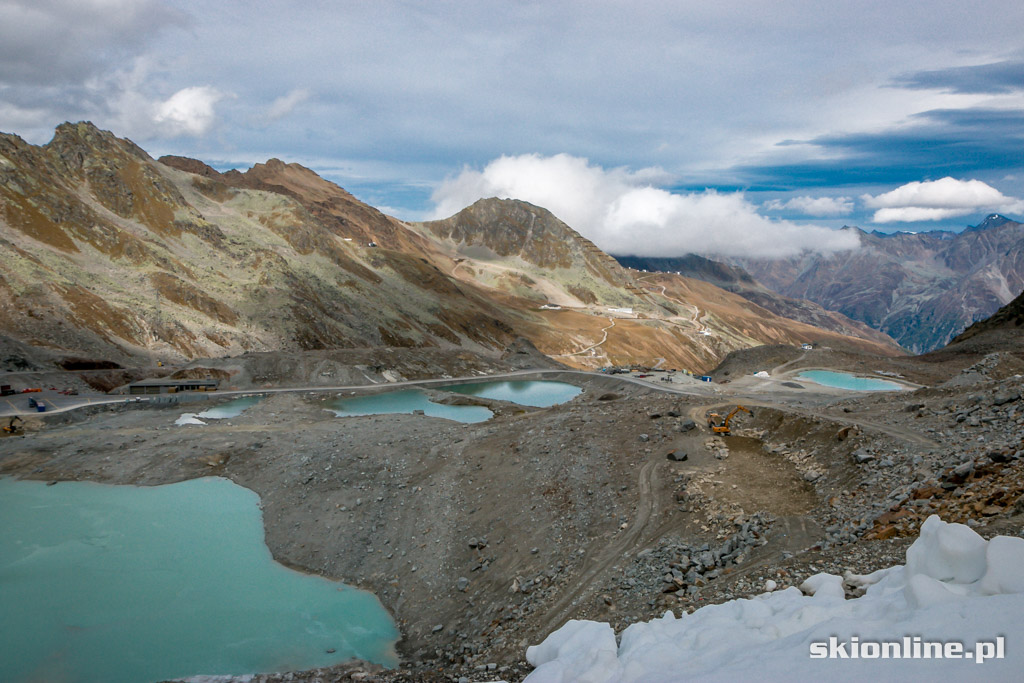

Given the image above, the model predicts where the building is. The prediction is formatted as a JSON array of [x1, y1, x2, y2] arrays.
[[126, 379, 219, 395]]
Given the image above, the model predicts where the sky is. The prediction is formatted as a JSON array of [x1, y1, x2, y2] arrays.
[[2, 0, 1023, 258]]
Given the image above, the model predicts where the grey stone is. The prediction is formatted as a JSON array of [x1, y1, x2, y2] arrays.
[[993, 391, 1021, 407], [853, 449, 874, 464]]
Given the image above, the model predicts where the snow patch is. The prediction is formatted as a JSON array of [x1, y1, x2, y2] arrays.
[[524, 516, 1024, 681]]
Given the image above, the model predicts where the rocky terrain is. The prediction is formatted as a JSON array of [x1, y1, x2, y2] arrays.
[[1, 122, 898, 377], [3, 325, 1022, 682], [946, 286, 1024, 348]]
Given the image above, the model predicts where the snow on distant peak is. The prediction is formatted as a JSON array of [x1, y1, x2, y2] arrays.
[[524, 516, 1024, 682]]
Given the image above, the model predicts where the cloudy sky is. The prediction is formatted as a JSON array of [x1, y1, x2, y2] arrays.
[[2, 0, 1023, 257]]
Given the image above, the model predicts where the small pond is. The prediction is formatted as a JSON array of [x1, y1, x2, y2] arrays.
[[441, 380, 582, 407], [327, 389, 493, 423], [797, 370, 905, 392], [176, 395, 264, 426], [0, 477, 398, 683]]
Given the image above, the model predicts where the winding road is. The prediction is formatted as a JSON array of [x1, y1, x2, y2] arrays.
[[553, 317, 617, 358]]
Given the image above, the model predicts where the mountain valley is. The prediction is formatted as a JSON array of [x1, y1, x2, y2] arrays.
[[1, 123, 1023, 683]]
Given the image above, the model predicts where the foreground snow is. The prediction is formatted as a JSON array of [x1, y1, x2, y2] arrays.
[[525, 516, 1023, 682]]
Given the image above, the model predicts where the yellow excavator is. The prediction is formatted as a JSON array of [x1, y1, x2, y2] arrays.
[[706, 406, 752, 435], [3, 416, 23, 435]]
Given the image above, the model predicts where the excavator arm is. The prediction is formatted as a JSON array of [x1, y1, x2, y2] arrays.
[[3, 415, 23, 434], [722, 405, 752, 429], [708, 406, 753, 435]]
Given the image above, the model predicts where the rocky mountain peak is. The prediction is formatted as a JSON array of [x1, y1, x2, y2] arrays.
[[423, 196, 616, 274], [46, 121, 151, 173], [158, 155, 224, 179], [966, 214, 1017, 233]]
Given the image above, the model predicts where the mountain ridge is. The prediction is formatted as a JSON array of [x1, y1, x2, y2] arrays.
[[646, 218, 1024, 353], [1, 122, 901, 373]]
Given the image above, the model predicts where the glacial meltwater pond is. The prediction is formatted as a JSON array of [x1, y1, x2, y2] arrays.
[[0, 477, 398, 683], [327, 381, 581, 421], [328, 389, 493, 422], [176, 395, 265, 426], [796, 370, 905, 392], [443, 380, 582, 407], [196, 394, 264, 419]]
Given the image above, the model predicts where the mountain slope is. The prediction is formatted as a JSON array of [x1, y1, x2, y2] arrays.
[[410, 199, 903, 370], [615, 254, 900, 349], [945, 287, 1024, 350], [0, 122, 903, 374], [415, 198, 648, 309], [0, 123, 519, 365], [726, 217, 1024, 353]]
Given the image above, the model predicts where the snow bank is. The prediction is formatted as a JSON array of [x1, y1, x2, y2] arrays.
[[174, 413, 207, 426], [524, 516, 1023, 682], [753, 371, 770, 378]]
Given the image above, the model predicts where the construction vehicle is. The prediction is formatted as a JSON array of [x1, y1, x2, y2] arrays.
[[706, 405, 753, 435], [3, 416, 23, 435]]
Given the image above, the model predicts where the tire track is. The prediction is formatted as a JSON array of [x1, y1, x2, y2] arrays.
[[536, 456, 661, 634]]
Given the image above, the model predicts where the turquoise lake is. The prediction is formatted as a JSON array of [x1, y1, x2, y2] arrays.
[[0, 477, 398, 683], [196, 395, 264, 419], [327, 389, 493, 422], [797, 370, 905, 392], [442, 380, 582, 407], [177, 395, 265, 426]]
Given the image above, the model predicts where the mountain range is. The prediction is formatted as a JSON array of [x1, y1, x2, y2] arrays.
[[0, 122, 902, 374], [619, 216, 1024, 353]]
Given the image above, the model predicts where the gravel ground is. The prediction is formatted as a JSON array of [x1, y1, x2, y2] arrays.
[[2, 348, 1022, 683]]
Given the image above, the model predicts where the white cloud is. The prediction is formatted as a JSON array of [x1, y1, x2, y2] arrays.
[[763, 195, 854, 217], [265, 88, 310, 123], [863, 177, 1024, 222], [430, 154, 861, 259], [152, 86, 223, 137]]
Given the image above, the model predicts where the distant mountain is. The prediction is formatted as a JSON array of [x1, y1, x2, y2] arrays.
[[615, 254, 899, 349], [0, 122, 901, 373], [718, 216, 1024, 353]]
